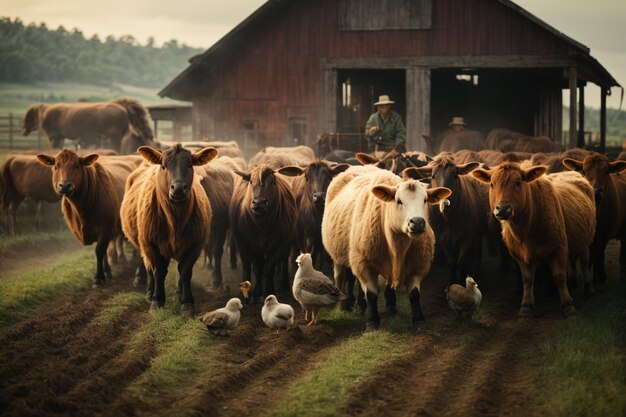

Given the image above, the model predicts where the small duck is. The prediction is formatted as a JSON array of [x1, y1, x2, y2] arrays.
[[293, 253, 346, 325], [239, 281, 252, 304], [446, 276, 482, 320], [199, 298, 243, 336], [261, 295, 295, 332]]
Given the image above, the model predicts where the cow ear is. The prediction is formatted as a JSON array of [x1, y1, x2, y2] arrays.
[[608, 160, 626, 174], [416, 166, 433, 177], [401, 167, 427, 180], [330, 163, 350, 175], [371, 185, 396, 202], [427, 187, 452, 204], [522, 166, 547, 183], [138, 146, 163, 165], [562, 158, 583, 172], [192, 147, 218, 166], [234, 170, 251, 182], [278, 166, 304, 177], [80, 154, 99, 166], [355, 152, 379, 165], [36, 154, 55, 167], [456, 162, 480, 175], [471, 168, 492, 183]]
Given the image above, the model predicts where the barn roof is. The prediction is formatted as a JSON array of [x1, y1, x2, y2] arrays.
[[159, 0, 620, 101]]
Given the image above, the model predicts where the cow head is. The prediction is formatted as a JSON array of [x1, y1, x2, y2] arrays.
[[416, 154, 480, 191], [304, 161, 349, 209], [472, 162, 547, 221], [563, 154, 626, 203], [139, 144, 217, 202], [37, 149, 98, 197], [372, 180, 451, 237], [23, 104, 44, 136], [235, 164, 304, 215]]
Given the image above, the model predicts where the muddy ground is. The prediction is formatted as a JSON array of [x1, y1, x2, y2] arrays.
[[0, 232, 621, 417]]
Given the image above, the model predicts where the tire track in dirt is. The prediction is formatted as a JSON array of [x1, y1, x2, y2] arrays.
[[0, 263, 157, 417], [342, 316, 557, 417], [175, 305, 360, 417]]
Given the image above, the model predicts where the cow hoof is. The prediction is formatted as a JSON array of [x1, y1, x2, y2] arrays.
[[412, 320, 427, 332], [518, 305, 533, 318], [386, 306, 398, 316], [181, 303, 195, 316], [133, 276, 146, 288], [92, 279, 105, 288], [562, 305, 577, 318], [150, 300, 163, 311], [364, 321, 380, 332]]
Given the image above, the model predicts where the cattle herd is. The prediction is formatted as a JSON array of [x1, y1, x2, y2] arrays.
[[2, 101, 626, 333]]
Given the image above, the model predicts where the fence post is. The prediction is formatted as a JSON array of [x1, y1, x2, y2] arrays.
[[9, 113, 13, 149]]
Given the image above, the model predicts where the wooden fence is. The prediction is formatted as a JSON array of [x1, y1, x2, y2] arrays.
[[0, 114, 46, 150]]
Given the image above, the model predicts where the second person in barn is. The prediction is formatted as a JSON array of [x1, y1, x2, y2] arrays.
[[365, 94, 407, 153]]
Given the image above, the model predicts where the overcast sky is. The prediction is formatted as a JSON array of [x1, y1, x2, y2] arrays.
[[2, 0, 625, 109]]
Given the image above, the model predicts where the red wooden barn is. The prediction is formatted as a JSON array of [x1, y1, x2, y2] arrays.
[[159, 0, 620, 154]]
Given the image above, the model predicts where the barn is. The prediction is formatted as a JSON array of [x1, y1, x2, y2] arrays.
[[159, 0, 620, 154]]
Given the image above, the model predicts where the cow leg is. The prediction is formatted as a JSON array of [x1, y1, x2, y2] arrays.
[[134, 260, 147, 288], [251, 263, 264, 303], [93, 237, 109, 287], [619, 235, 626, 280], [548, 258, 575, 317], [578, 249, 594, 299], [262, 262, 277, 297], [335, 265, 351, 311], [384, 283, 397, 315], [211, 227, 227, 288], [229, 232, 238, 269], [356, 267, 380, 331], [8, 197, 23, 235], [178, 251, 200, 315], [591, 238, 608, 286], [150, 253, 170, 310], [518, 263, 536, 317], [145, 266, 155, 302], [407, 277, 426, 329]]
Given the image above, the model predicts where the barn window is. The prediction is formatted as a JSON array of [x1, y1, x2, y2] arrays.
[[288, 118, 308, 145], [339, 0, 432, 30], [342, 78, 352, 107], [242, 119, 259, 148]]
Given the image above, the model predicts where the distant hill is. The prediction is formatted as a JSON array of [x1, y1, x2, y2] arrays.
[[0, 17, 202, 89], [563, 106, 626, 147]]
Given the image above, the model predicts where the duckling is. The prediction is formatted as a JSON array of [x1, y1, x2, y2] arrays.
[[199, 298, 243, 336], [446, 276, 482, 320], [261, 295, 295, 332]]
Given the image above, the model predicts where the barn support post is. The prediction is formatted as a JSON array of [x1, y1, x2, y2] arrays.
[[8, 113, 13, 149], [406, 67, 430, 152], [323, 68, 338, 134], [600, 86, 607, 154], [568, 67, 578, 149], [577, 85, 585, 148]]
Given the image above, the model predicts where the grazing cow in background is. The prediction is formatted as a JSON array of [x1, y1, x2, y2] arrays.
[[322, 168, 451, 331], [36, 149, 136, 285], [355, 151, 430, 176], [1, 154, 59, 234], [423, 129, 485, 155], [417, 154, 489, 285], [292, 161, 350, 268], [472, 162, 596, 317], [120, 145, 216, 312], [23, 98, 153, 152], [230, 164, 303, 301], [263, 145, 316, 162], [563, 154, 626, 283]]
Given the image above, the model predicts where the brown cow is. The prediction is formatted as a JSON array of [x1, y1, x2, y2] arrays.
[[291, 161, 350, 267], [562, 153, 626, 283], [417, 154, 489, 285], [472, 162, 596, 317], [36, 149, 136, 285], [423, 129, 485, 154], [120, 145, 216, 311], [230, 164, 303, 300], [23, 99, 153, 151], [322, 168, 451, 331]]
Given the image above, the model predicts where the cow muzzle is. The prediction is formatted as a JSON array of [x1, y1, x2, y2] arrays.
[[251, 198, 269, 214], [494, 203, 514, 220], [593, 187, 603, 203], [57, 181, 74, 196], [312, 192, 326, 207], [408, 217, 426, 235], [169, 181, 189, 202]]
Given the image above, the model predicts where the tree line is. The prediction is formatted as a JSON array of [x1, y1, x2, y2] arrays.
[[0, 17, 203, 88]]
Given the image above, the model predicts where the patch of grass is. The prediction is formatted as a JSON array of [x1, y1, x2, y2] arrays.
[[265, 330, 414, 417], [0, 229, 74, 256], [531, 280, 626, 417], [92, 291, 145, 326], [0, 249, 94, 325]]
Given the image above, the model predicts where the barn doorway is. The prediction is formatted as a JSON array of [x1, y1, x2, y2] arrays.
[[336, 69, 406, 134]]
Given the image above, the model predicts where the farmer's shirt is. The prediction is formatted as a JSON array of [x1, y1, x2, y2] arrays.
[[364, 110, 407, 152]]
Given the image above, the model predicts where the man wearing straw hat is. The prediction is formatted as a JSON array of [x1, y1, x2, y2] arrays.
[[365, 94, 406, 153], [449, 116, 466, 132]]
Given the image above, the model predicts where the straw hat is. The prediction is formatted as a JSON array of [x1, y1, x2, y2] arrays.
[[449, 116, 466, 126], [374, 95, 395, 106]]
